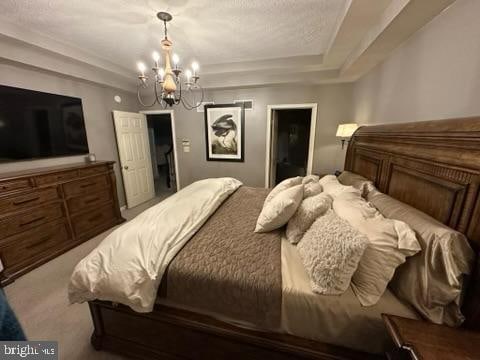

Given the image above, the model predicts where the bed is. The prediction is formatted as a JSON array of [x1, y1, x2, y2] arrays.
[[79, 116, 480, 360]]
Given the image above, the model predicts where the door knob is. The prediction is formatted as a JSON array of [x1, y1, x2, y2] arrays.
[[123, 165, 129, 170]]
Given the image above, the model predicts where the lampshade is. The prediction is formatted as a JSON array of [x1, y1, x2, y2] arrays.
[[336, 123, 358, 138]]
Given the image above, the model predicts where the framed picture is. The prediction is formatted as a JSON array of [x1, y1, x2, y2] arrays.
[[196, 101, 215, 113], [204, 103, 245, 162]]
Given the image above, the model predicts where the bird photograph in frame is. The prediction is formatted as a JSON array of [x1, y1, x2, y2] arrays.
[[204, 103, 245, 162]]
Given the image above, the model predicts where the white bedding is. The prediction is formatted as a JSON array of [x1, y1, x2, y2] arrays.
[[68, 177, 242, 312]]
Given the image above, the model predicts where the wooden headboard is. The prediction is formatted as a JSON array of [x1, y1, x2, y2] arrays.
[[345, 116, 480, 329]]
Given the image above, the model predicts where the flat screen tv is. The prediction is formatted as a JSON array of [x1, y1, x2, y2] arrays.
[[0, 85, 89, 162]]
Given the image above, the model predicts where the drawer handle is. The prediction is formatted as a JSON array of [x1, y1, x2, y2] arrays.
[[25, 235, 52, 249], [20, 216, 45, 227], [85, 197, 100, 205], [13, 196, 40, 205], [80, 182, 96, 188]]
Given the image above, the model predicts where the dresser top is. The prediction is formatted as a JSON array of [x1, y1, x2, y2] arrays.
[[0, 161, 115, 181]]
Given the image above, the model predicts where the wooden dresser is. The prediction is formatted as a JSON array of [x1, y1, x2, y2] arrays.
[[0, 161, 125, 285]]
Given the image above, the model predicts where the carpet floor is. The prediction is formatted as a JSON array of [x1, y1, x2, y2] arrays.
[[4, 196, 166, 360]]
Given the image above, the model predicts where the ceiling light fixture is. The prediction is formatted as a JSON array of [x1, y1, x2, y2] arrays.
[[136, 12, 204, 110]]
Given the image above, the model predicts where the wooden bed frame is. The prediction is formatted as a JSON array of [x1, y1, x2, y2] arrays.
[[88, 117, 480, 359]]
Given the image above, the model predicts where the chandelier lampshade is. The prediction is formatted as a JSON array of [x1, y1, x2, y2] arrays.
[[136, 12, 204, 110]]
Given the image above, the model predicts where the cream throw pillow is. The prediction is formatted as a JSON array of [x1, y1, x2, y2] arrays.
[[303, 182, 322, 199], [333, 194, 421, 306], [319, 175, 361, 199], [255, 184, 303, 233], [286, 192, 332, 244], [302, 174, 319, 184], [264, 176, 302, 204], [337, 171, 375, 198], [297, 210, 368, 295]]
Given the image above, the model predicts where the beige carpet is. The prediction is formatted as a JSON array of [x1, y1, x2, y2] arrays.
[[4, 196, 166, 360]]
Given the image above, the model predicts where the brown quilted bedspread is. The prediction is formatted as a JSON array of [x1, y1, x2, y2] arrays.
[[159, 186, 282, 328]]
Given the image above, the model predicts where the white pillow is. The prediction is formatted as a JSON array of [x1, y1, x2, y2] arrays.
[[319, 175, 361, 199], [286, 192, 332, 244], [303, 182, 322, 198], [302, 174, 319, 184], [255, 184, 303, 233], [333, 194, 421, 306], [297, 210, 368, 295], [265, 176, 302, 204]]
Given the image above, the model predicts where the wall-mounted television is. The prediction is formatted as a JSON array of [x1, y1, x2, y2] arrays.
[[0, 85, 89, 163]]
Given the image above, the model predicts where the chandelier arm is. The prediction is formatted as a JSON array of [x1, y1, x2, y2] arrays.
[[180, 89, 196, 110], [137, 83, 158, 108], [181, 85, 205, 110]]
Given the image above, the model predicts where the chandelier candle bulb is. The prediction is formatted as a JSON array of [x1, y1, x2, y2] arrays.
[[192, 62, 199, 76], [172, 54, 180, 69], [152, 51, 160, 67], [137, 62, 146, 77]]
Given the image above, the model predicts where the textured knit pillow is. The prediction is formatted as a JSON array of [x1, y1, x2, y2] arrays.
[[265, 176, 302, 204], [255, 184, 303, 233], [333, 194, 420, 306], [297, 210, 368, 295], [286, 192, 332, 244], [302, 174, 319, 185], [303, 181, 322, 199]]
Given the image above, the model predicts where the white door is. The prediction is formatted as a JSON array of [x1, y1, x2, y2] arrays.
[[113, 111, 155, 208]]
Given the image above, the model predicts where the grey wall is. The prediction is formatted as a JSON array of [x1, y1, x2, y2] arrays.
[[144, 84, 353, 188], [353, 0, 480, 125], [0, 61, 139, 206]]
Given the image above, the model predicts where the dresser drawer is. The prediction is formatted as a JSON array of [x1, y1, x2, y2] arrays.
[[0, 220, 69, 268], [72, 203, 117, 237], [0, 203, 64, 240], [68, 191, 112, 214], [36, 170, 78, 186], [0, 178, 33, 195], [78, 165, 109, 178], [63, 175, 110, 197], [0, 187, 60, 214]]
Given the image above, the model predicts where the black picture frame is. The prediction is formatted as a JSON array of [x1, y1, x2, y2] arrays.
[[204, 103, 245, 162]]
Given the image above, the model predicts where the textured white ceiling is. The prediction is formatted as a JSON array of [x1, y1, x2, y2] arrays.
[[0, 0, 349, 70]]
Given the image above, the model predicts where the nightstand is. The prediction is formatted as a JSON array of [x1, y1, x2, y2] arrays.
[[382, 314, 480, 360]]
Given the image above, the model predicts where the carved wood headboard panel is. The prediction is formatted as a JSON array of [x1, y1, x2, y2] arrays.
[[346, 117, 480, 247], [345, 117, 480, 329]]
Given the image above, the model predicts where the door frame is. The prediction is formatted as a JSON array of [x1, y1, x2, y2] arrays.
[[140, 110, 181, 190], [264, 103, 318, 188]]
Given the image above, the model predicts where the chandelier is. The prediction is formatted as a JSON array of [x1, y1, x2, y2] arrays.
[[136, 12, 205, 109]]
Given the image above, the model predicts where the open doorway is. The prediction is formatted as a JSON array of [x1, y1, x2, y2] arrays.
[[265, 104, 317, 187], [143, 111, 179, 198]]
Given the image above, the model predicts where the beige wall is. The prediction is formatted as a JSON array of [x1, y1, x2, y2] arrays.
[[353, 0, 480, 125], [144, 84, 353, 188], [0, 61, 139, 206]]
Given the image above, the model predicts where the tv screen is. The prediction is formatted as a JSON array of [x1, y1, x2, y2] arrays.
[[0, 85, 89, 162]]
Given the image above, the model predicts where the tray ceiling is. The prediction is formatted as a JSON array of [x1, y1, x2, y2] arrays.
[[0, 0, 457, 91], [0, 0, 348, 66]]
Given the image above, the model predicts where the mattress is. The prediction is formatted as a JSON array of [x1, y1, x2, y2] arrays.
[[157, 187, 419, 354]]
